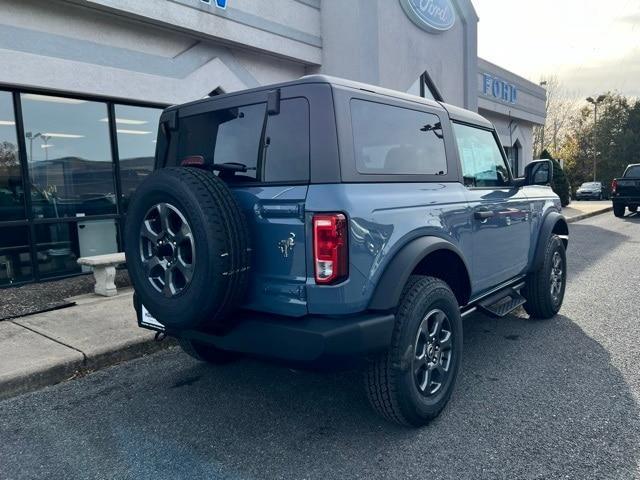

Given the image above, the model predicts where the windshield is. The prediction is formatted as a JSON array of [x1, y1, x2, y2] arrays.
[[624, 165, 640, 178], [580, 182, 600, 188]]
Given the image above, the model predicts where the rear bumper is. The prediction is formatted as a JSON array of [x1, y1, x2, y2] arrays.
[[135, 295, 395, 362], [612, 196, 640, 204]]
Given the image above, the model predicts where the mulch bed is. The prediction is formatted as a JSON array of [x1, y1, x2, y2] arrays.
[[0, 270, 131, 321]]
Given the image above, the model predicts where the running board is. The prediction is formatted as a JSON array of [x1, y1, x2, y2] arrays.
[[477, 287, 526, 318]]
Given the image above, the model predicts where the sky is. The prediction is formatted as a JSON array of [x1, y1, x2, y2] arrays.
[[473, 0, 640, 98]]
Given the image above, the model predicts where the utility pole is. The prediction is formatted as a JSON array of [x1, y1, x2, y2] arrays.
[[586, 95, 606, 182]]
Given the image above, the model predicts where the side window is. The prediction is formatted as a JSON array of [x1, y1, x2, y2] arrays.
[[263, 98, 309, 183], [453, 123, 510, 188], [351, 99, 447, 176], [175, 99, 309, 184]]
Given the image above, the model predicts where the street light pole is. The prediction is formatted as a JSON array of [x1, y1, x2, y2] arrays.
[[586, 95, 606, 182]]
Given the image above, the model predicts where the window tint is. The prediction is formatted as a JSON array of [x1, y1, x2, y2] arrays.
[[0, 91, 25, 221], [21, 93, 116, 218], [624, 165, 640, 178], [263, 98, 309, 183], [176, 99, 309, 183], [0, 226, 32, 285], [115, 104, 162, 212], [453, 123, 510, 187], [177, 103, 265, 181], [351, 99, 447, 176]]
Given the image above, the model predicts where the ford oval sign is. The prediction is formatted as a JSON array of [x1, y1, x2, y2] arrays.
[[400, 0, 456, 34]]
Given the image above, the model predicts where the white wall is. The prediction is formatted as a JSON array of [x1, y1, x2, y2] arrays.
[[319, 0, 479, 109]]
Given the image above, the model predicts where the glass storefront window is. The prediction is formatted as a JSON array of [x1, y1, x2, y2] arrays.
[[21, 93, 116, 219], [115, 104, 162, 211], [0, 226, 33, 286], [0, 91, 25, 221], [34, 219, 118, 279]]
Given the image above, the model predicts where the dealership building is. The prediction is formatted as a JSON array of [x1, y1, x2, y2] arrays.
[[0, 0, 546, 287]]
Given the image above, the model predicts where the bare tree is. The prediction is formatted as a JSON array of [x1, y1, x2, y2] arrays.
[[533, 76, 579, 158]]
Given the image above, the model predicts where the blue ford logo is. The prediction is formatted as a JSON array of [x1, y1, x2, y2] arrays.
[[399, 0, 456, 33]]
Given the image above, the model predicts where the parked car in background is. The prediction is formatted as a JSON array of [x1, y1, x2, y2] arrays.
[[575, 182, 605, 200], [611, 164, 640, 217], [125, 76, 569, 427]]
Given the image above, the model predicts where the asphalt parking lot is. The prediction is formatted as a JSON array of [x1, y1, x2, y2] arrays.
[[1, 211, 639, 480]]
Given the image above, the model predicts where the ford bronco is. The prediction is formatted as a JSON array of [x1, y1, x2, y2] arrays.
[[126, 76, 568, 427]]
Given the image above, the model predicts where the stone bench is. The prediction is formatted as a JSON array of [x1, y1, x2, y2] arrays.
[[77, 253, 126, 297]]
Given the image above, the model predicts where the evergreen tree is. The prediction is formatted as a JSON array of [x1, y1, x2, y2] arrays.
[[540, 149, 571, 207]]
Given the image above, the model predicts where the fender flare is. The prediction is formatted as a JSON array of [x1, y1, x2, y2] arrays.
[[368, 236, 471, 311], [532, 212, 569, 271]]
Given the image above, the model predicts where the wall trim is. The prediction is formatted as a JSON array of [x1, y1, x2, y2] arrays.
[[0, 24, 260, 87]]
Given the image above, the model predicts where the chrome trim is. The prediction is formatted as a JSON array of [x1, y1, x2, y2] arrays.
[[460, 307, 477, 318]]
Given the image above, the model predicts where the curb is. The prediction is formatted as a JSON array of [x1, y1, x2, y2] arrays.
[[566, 206, 613, 224], [0, 335, 175, 401]]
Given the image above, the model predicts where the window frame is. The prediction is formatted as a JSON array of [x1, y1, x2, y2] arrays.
[[0, 83, 166, 287], [174, 90, 312, 188], [451, 120, 515, 190], [333, 86, 460, 184]]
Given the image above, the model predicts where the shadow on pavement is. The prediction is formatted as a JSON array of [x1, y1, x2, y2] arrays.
[[2, 311, 638, 479], [566, 222, 630, 277]]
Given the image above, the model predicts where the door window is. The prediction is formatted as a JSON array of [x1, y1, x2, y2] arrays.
[[453, 123, 510, 188]]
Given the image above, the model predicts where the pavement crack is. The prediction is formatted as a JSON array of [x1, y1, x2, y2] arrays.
[[9, 320, 88, 364]]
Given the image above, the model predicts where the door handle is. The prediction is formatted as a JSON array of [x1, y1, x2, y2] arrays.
[[474, 210, 495, 220]]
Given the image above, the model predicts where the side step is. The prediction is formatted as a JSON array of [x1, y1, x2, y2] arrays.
[[477, 287, 526, 318]]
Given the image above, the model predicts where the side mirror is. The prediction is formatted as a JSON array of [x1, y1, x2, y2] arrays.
[[524, 160, 553, 186]]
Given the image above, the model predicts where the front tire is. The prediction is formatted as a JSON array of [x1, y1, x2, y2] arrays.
[[613, 204, 626, 217], [523, 235, 566, 319], [629, 205, 638, 213], [365, 276, 463, 427]]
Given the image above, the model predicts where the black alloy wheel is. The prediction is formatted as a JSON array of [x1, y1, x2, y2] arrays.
[[140, 202, 195, 298]]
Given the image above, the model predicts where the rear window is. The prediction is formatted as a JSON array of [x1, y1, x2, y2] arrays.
[[624, 166, 640, 178], [172, 98, 310, 184], [350, 99, 447, 176]]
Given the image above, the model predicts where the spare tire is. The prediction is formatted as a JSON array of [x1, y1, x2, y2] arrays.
[[124, 167, 250, 331]]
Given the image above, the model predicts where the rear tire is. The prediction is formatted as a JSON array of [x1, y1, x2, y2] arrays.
[[179, 338, 240, 364], [629, 205, 638, 213], [613, 204, 626, 217], [125, 167, 251, 332], [523, 235, 566, 319], [365, 276, 463, 427]]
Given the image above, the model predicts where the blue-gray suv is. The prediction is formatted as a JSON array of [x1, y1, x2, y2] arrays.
[[126, 76, 569, 427]]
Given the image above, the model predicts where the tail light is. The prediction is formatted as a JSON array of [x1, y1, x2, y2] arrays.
[[313, 214, 348, 285], [612, 179, 618, 193]]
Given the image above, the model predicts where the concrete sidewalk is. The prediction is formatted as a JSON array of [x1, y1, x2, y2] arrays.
[[563, 200, 612, 223], [0, 200, 613, 402], [0, 289, 172, 400]]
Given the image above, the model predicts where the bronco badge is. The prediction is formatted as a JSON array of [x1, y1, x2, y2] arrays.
[[278, 232, 296, 258]]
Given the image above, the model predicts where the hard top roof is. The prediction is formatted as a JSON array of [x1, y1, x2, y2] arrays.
[[169, 74, 493, 129]]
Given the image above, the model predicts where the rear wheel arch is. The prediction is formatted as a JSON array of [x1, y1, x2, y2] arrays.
[[369, 237, 472, 311]]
